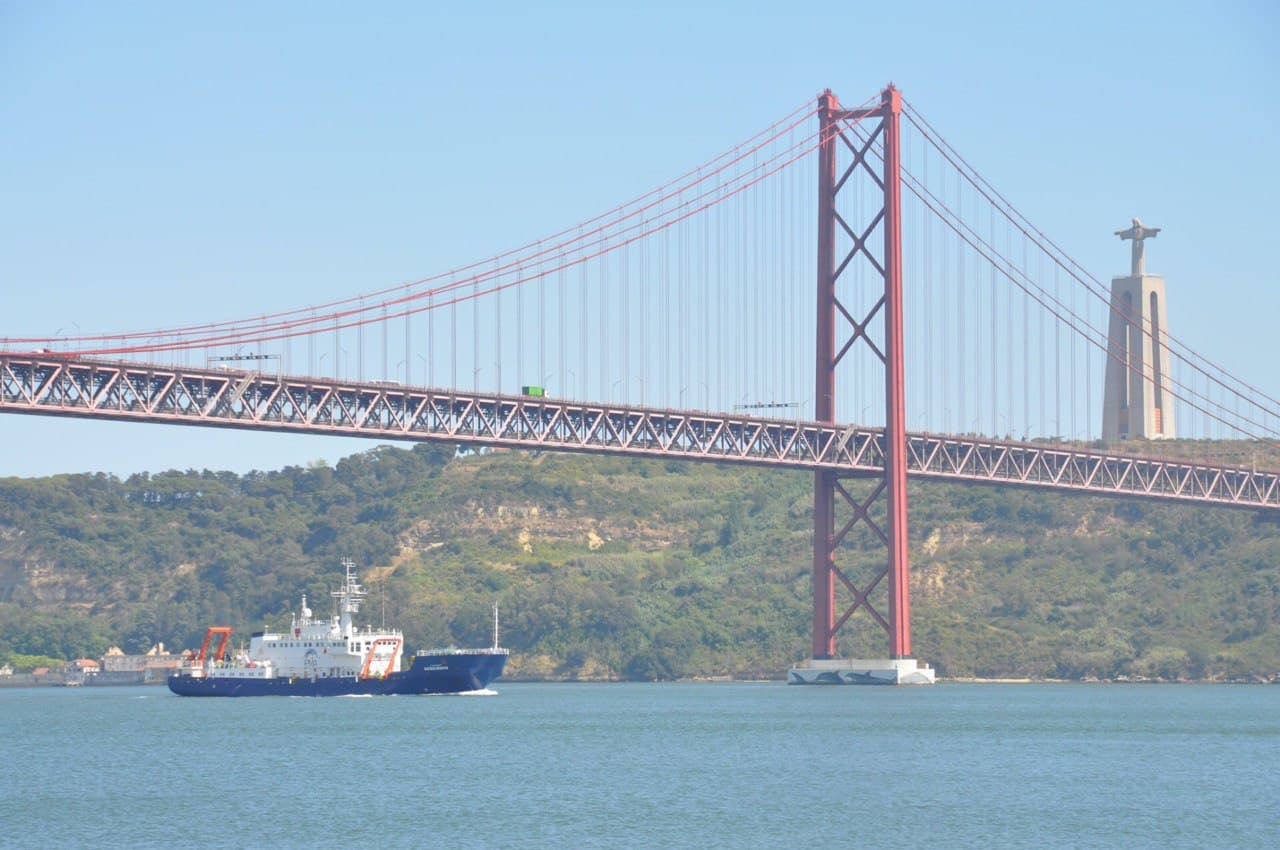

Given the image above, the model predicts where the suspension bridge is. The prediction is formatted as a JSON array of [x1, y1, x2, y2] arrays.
[[4, 86, 1279, 681]]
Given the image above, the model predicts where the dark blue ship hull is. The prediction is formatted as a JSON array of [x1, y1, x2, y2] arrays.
[[168, 652, 507, 697]]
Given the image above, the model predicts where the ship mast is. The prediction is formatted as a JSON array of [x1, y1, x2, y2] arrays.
[[331, 558, 366, 639]]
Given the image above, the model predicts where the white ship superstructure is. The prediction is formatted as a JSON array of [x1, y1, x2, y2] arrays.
[[193, 560, 403, 683]]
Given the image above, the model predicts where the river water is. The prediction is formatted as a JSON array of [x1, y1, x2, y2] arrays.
[[2, 682, 1276, 849]]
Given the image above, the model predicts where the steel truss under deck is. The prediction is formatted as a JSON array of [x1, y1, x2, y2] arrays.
[[2, 353, 1277, 510]]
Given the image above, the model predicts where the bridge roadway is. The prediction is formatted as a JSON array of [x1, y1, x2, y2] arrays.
[[2, 353, 1277, 510]]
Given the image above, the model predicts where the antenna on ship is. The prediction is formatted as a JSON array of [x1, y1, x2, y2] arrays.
[[492, 602, 500, 650], [332, 558, 365, 639]]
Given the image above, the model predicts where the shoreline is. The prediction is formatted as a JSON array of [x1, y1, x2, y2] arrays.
[[4, 672, 1277, 689]]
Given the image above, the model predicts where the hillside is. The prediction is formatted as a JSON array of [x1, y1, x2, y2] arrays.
[[1, 442, 1278, 681]]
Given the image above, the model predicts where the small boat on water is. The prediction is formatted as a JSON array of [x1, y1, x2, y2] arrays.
[[168, 560, 508, 697]]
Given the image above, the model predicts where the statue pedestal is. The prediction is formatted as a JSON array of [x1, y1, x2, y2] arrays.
[[1101, 273, 1175, 440]]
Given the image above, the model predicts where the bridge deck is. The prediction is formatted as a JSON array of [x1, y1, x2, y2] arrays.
[[3, 354, 1277, 510]]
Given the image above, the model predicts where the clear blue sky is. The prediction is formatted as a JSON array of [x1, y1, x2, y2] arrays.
[[2, 1, 1277, 478]]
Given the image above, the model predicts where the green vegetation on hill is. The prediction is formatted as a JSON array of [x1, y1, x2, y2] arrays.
[[1, 443, 1277, 681]]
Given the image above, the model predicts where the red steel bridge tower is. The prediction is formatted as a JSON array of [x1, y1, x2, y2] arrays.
[[791, 85, 934, 685]]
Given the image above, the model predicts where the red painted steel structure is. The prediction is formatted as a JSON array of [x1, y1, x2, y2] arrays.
[[1, 353, 1277, 508], [813, 91, 838, 661], [812, 86, 912, 660]]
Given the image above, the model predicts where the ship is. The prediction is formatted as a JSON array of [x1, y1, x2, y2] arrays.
[[168, 560, 508, 697]]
